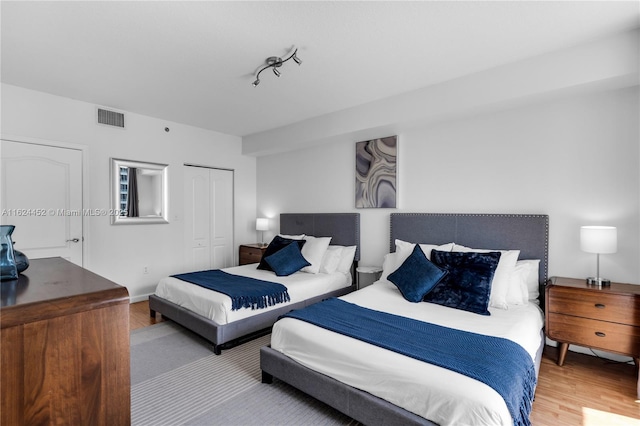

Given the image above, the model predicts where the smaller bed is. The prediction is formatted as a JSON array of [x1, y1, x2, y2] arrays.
[[149, 213, 360, 354], [261, 213, 548, 425]]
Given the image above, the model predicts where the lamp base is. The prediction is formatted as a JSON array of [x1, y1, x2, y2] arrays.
[[586, 277, 611, 287]]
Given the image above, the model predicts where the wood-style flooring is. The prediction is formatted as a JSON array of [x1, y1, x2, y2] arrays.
[[130, 301, 640, 425]]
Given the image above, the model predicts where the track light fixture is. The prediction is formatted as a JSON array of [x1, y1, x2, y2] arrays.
[[252, 48, 302, 87]]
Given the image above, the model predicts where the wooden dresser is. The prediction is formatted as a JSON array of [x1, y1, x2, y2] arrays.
[[239, 243, 267, 265], [1, 257, 131, 426]]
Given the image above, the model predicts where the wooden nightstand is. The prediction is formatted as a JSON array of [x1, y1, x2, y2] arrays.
[[546, 276, 640, 397], [239, 243, 267, 265]]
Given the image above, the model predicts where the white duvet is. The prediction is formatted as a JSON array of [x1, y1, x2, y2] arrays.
[[271, 279, 544, 426], [154, 264, 351, 325]]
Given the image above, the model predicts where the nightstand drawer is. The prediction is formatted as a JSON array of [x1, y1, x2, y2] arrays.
[[547, 312, 640, 356], [239, 245, 267, 265], [547, 286, 638, 325]]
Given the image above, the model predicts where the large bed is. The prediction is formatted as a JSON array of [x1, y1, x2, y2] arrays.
[[260, 213, 549, 425], [149, 213, 360, 354]]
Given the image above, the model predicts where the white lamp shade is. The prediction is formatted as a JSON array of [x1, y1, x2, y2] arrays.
[[256, 218, 269, 231], [580, 226, 617, 254]]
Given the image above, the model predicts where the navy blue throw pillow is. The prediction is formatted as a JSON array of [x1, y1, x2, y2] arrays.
[[257, 236, 306, 271], [426, 250, 501, 315], [264, 240, 311, 276], [388, 245, 448, 303]]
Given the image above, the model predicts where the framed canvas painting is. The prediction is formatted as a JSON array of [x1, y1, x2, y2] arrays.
[[355, 136, 397, 208]]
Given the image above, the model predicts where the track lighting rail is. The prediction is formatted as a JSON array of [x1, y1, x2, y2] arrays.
[[252, 48, 302, 87]]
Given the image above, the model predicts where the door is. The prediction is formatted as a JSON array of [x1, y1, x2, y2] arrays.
[[0, 140, 83, 266], [184, 166, 233, 271]]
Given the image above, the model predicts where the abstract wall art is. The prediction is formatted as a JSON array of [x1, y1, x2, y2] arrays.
[[355, 136, 397, 208]]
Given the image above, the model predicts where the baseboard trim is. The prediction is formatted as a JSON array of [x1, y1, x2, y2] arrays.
[[129, 293, 152, 303]]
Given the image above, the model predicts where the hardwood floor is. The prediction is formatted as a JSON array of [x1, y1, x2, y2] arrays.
[[129, 300, 640, 425], [130, 299, 164, 330]]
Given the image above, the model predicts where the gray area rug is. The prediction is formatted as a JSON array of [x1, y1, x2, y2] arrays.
[[131, 321, 359, 426]]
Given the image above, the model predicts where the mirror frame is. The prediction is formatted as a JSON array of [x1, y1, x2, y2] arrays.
[[110, 158, 169, 225]]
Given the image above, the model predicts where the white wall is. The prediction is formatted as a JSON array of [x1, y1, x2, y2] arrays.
[[257, 85, 639, 285], [255, 29, 640, 286], [1, 83, 257, 301]]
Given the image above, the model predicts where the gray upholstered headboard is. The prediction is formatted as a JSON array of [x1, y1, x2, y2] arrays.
[[280, 213, 360, 262], [390, 213, 549, 284]]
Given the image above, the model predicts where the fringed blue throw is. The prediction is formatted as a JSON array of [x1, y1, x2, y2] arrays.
[[283, 298, 536, 426], [172, 270, 290, 311]]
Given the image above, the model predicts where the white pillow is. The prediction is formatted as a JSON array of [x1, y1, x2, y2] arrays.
[[452, 244, 520, 310], [319, 246, 343, 274], [301, 236, 332, 274], [336, 245, 357, 274], [397, 239, 455, 260], [279, 234, 305, 240], [380, 252, 400, 282], [381, 239, 454, 281], [506, 264, 529, 306], [518, 259, 541, 303]]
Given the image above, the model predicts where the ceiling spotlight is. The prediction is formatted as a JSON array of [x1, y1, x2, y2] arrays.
[[252, 47, 301, 87]]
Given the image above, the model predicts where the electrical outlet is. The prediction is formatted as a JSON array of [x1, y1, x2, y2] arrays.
[[143, 266, 149, 274]]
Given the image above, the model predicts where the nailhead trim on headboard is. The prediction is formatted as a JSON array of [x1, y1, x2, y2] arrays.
[[389, 213, 549, 284]]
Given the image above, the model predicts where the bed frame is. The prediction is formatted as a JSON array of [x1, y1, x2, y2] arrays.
[[149, 212, 360, 355], [260, 213, 549, 425]]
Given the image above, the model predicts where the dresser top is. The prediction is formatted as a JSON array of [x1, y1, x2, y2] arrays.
[[1, 257, 129, 328], [548, 276, 640, 296]]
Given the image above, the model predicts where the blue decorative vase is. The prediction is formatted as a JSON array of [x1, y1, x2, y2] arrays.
[[0, 225, 18, 281], [14, 248, 29, 273]]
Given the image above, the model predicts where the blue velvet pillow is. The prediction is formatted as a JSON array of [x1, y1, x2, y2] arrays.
[[257, 235, 306, 271], [264, 240, 311, 276], [425, 250, 501, 315], [388, 245, 448, 303]]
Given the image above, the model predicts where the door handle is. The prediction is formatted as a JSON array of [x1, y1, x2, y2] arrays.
[[66, 238, 80, 243]]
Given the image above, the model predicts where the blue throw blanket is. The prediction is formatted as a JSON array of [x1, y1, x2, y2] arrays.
[[283, 298, 536, 426], [172, 270, 290, 311]]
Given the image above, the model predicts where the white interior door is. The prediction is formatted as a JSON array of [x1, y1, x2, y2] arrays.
[[184, 166, 233, 271], [0, 140, 83, 266], [184, 166, 211, 271]]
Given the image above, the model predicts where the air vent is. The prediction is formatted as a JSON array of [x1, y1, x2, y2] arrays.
[[97, 108, 125, 128]]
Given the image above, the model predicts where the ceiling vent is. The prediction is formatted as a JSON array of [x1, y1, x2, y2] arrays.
[[97, 107, 125, 128]]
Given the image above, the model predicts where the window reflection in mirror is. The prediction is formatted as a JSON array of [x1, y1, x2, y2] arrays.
[[111, 158, 169, 225]]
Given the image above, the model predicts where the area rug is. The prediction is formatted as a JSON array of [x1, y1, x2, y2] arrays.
[[131, 321, 359, 426]]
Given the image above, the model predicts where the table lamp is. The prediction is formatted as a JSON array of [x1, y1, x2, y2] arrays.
[[580, 225, 617, 286], [256, 218, 269, 246]]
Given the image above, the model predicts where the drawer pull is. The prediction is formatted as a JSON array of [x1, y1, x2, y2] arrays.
[[594, 303, 605, 309], [595, 331, 606, 338]]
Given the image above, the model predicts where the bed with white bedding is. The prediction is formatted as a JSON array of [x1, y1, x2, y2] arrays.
[[260, 213, 548, 425], [149, 213, 360, 354], [155, 264, 352, 325]]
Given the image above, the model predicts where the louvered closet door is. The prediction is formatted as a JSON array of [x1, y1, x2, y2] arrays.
[[184, 166, 233, 271]]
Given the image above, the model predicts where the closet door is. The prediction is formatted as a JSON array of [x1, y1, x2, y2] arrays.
[[184, 166, 233, 271], [209, 168, 233, 269]]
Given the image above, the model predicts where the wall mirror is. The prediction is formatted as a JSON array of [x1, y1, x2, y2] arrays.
[[110, 158, 169, 225]]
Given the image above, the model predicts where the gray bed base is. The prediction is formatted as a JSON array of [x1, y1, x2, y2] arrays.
[[260, 213, 549, 425], [149, 212, 360, 355]]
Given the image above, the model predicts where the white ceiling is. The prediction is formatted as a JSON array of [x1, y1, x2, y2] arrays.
[[2, 1, 638, 137]]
